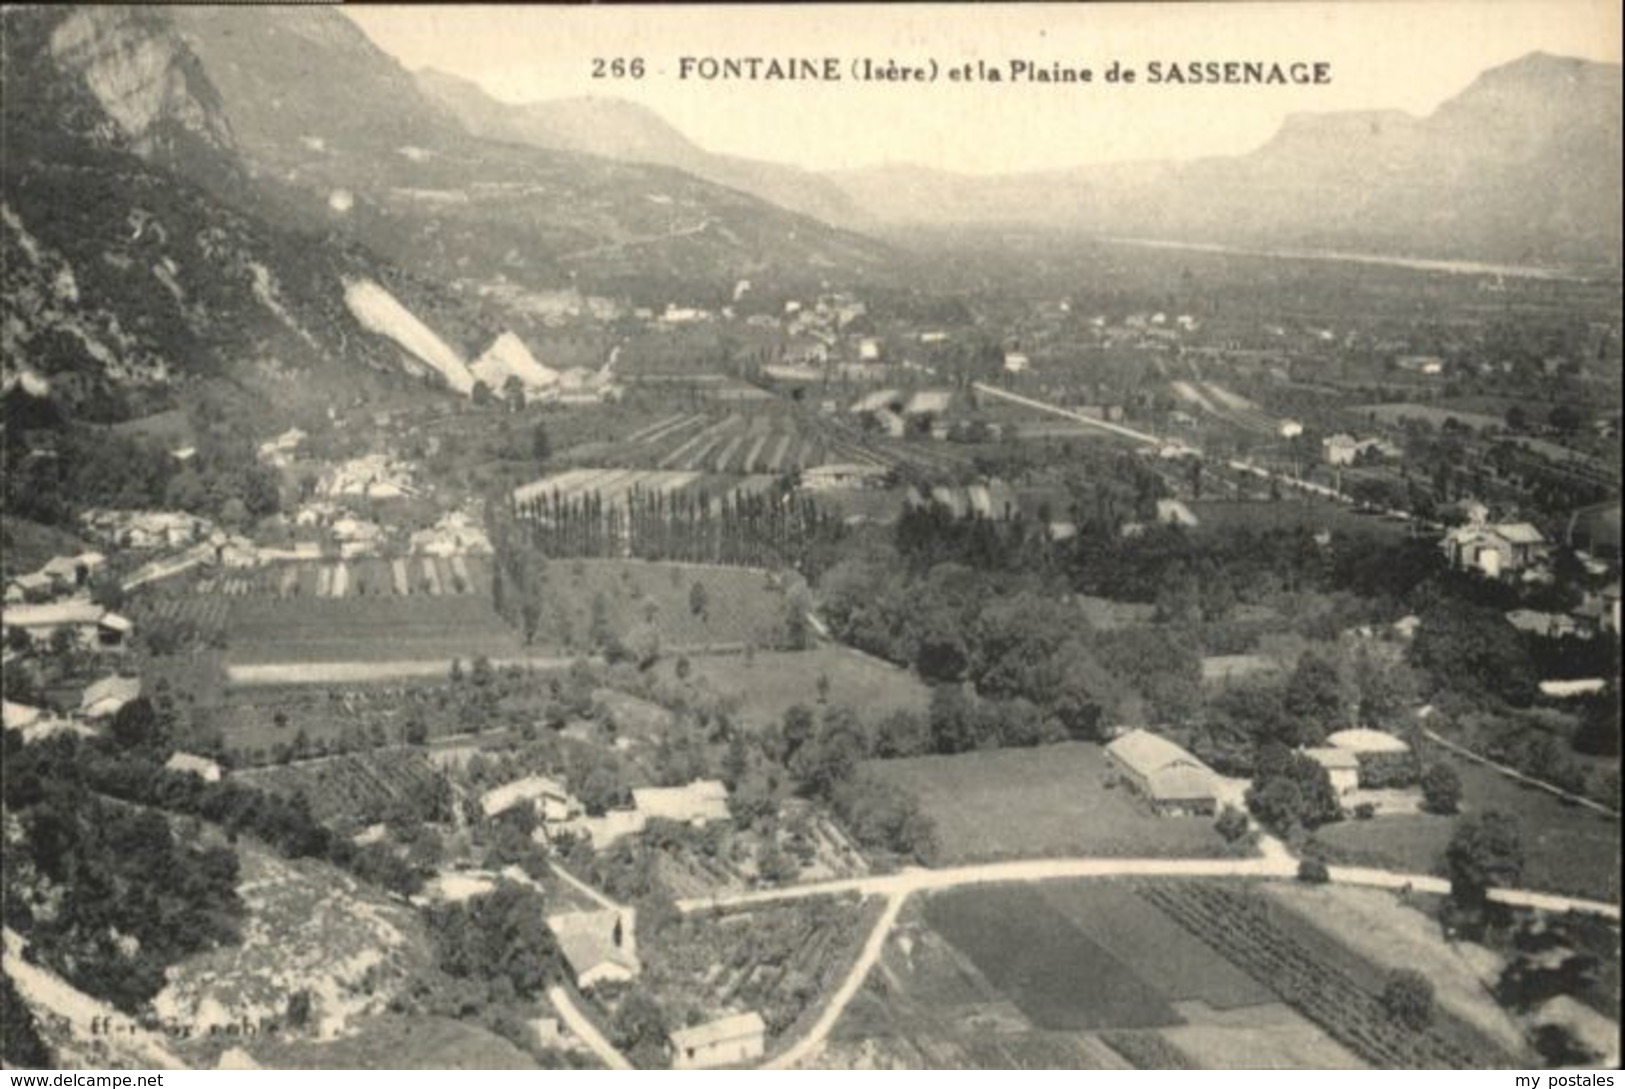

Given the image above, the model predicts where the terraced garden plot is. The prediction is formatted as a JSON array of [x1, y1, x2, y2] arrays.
[[640, 896, 881, 1040], [233, 748, 448, 826], [923, 885, 1179, 1031]]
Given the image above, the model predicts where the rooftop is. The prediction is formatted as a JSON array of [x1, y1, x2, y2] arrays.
[[1324, 727, 1410, 754], [669, 1012, 766, 1052]]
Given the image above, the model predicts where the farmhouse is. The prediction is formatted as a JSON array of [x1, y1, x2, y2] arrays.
[[4, 572, 54, 603], [800, 463, 890, 491], [556, 808, 648, 848], [1440, 522, 1548, 578], [1155, 499, 1200, 527], [1303, 748, 1361, 795], [481, 775, 581, 823], [3, 700, 94, 744], [1199, 654, 1285, 686], [1105, 729, 1219, 816], [164, 752, 223, 782], [546, 909, 639, 989], [33, 551, 107, 593], [80, 675, 141, 720], [668, 1012, 767, 1070], [2, 601, 132, 652], [632, 780, 730, 826]]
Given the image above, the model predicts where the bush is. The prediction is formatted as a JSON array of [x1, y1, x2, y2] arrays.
[[1380, 969, 1435, 1030], [1214, 804, 1251, 843], [1353, 802, 1377, 820], [1358, 750, 1419, 789], [1420, 762, 1463, 815], [1298, 858, 1330, 884]]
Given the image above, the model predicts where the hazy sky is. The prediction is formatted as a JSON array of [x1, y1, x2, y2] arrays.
[[345, 2, 1620, 175]]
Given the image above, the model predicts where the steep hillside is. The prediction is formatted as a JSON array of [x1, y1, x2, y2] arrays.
[[415, 69, 863, 228], [165, 7, 892, 303], [0, 5, 509, 537], [830, 53, 1623, 267]]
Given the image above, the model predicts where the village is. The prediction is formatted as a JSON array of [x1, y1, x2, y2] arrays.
[[4, 239, 1622, 1071], [2, 4, 1621, 1071]]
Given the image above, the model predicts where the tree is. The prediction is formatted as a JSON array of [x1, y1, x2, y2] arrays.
[[927, 684, 980, 755], [788, 707, 867, 800], [471, 380, 493, 406], [1, 973, 52, 1068], [1444, 810, 1524, 908], [610, 989, 669, 1069], [1419, 762, 1462, 815], [1214, 804, 1251, 843], [688, 580, 708, 618], [1246, 747, 1341, 833], [1283, 652, 1344, 741], [1531, 1023, 1598, 1067], [111, 696, 167, 752], [1380, 969, 1435, 1030], [531, 421, 551, 462]]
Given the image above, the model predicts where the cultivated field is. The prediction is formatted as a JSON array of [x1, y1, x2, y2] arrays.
[[195, 556, 494, 600], [225, 596, 523, 669], [825, 882, 1353, 1069], [552, 411, 887, 474], [860, 744, 1232, 862], [1310, 751, 1622, 902], [1138, 881, 1516, 1068]]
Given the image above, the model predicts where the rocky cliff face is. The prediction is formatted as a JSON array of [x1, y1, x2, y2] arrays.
[[47, 6, 235, 161], [1, 5, 493, 423]]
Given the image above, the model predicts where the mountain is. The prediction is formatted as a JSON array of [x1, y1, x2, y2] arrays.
[[0, 5, 488, 427], [829, 53, 1623, 267], [415, 68, 864, 228], [161, 7, 892, 304]]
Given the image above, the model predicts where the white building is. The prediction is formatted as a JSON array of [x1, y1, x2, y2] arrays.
[[669, 1012, 766, 1070]]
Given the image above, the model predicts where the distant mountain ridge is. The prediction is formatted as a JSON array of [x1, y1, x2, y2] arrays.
[[414, 68, 864, 228], [157, 6, 892, 303], [827, 51, 1623, 266]]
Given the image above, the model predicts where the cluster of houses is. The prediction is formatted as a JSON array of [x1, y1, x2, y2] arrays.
[[470, 771, 766, 1067], [4, 550, 106, 603], [480, 775, 732, 850], [80, 508, 213, 551]]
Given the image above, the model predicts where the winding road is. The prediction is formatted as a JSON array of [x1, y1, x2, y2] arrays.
[[548, 984, 633, 1071], [673, 845, 1618, 1069]]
